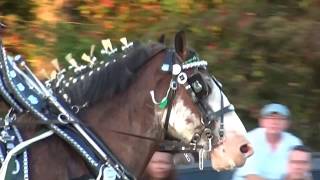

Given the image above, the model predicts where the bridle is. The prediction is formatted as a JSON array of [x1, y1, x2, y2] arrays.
[[154, 49, 235, 154]]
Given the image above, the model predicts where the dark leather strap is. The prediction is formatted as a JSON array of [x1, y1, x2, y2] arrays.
[[163, 89, 176, 139]]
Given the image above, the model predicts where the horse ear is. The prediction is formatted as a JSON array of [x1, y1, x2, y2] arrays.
[[174, 31, 187, 60], [158, 34, 165, 44]]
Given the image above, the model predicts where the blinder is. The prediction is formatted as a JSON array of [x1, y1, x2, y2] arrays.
[[187, 73, 211, 100], [186, 72, 218, 127]]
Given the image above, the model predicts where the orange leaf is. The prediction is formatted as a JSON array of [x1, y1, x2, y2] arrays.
[[100, 0, 114, 8]]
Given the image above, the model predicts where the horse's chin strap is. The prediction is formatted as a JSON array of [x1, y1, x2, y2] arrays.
[[158, 140, 203, 153]]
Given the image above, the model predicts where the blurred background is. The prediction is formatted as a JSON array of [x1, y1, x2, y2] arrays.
[[0, 0, 319, 151]]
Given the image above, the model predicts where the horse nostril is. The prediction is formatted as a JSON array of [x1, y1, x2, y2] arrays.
[[240, 144, 249, 154]]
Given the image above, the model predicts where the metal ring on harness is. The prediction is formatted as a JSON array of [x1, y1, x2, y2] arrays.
[[203, 128, 213, 139], [191, 133, 201, 144], [71, 105, 80, 114], [57, 113, 69, 124]]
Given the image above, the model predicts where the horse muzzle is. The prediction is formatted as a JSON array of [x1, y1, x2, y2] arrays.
[[210, 131, 254, 171]]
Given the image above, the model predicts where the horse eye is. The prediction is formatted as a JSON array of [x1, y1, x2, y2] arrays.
[[191, 80, 203, 93], [206, 84, 212, 96], [197, 66, 207, 71]]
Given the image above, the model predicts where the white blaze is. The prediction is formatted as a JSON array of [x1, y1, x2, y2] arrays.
[[163, 97, 201, 142], [159, 77, 247, 143], [207, 80, 247, 136]]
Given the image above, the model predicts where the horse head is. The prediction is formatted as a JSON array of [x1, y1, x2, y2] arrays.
[[158, 31, 253, 171]]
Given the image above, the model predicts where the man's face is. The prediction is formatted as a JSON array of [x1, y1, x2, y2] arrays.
[[260, 114, 289, 135], [287, 150, 312, 179]]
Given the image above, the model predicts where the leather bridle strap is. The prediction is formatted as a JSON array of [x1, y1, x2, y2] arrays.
[[163, 87, 176, 139], [161, 49, 180, 139], [158, 140, 204, 153], [219, 86, 225, 139], [196, 90, 234, 141], [212, 75, 233, 140]]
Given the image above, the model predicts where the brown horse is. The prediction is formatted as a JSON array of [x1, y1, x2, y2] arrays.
[[6, 32, 252, 179]]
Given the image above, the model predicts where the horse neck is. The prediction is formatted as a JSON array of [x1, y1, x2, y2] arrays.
[[80, 50, 171, 177]]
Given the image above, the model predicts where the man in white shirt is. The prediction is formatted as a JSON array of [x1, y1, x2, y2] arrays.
[[232, 103, 302, 180]]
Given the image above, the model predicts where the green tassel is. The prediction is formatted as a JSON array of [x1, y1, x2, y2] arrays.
[[159, 97, 169, 109]]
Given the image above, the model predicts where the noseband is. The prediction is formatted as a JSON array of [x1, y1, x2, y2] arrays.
[[153, 49, 235, 153]]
